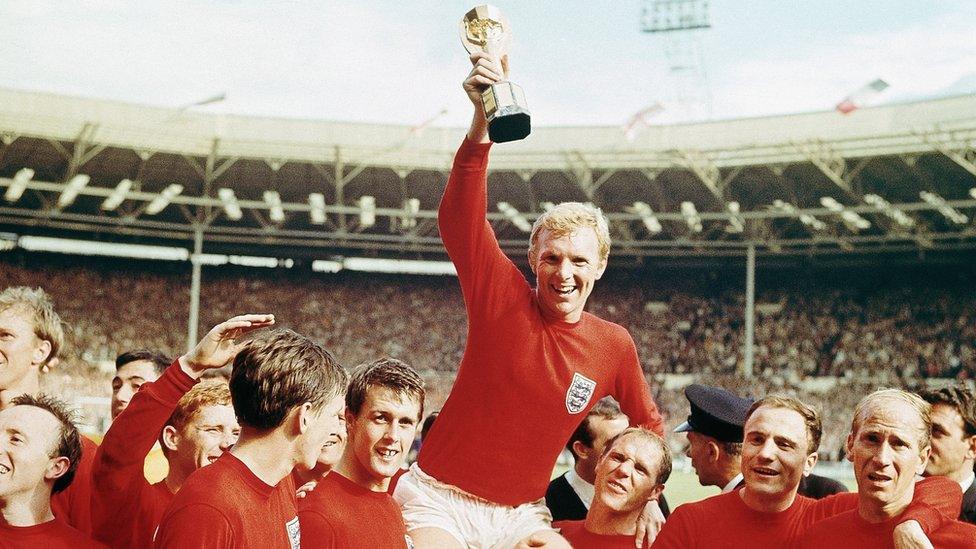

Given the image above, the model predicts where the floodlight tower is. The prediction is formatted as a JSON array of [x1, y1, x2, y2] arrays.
[[641, 0, 713, 121]]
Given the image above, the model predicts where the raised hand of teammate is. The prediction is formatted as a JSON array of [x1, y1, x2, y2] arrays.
[[179, 314, 275, 378]]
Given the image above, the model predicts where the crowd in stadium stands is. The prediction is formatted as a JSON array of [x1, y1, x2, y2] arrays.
[[3, 253, 974, 465]]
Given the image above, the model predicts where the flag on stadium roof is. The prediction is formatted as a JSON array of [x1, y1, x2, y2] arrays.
[[835, 79, 889, 114], [622, 103, 665, 141]]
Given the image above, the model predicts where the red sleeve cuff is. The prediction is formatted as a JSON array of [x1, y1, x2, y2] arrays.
[[147, 360, 199, 405]]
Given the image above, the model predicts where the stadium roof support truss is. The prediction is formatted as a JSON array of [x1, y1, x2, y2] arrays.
[[918, 131, 976, 178]]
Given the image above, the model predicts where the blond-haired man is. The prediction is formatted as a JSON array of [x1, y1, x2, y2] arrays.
[[393, 53, 665, 549], [0, 286, 96, 533], [801, 389, 976, 548]]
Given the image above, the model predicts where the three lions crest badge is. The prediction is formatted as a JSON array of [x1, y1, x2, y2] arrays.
[[565, 372, 596, 414]]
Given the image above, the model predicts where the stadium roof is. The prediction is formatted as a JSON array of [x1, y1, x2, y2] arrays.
[[1, 88, 975, 262]]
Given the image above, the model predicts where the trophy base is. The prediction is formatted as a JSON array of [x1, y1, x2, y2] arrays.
[[488, 110, 531, 143], [482, 82, 531, 143]]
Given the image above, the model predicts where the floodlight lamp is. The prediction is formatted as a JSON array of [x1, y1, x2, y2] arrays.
[[497, 202, 532, 232], [263, 190, 284, 223], [57, 174, 91, 208], [4, 168, 35, 202], [358, 195, 376, 228], [102, 179, 133, 211], [218, 188, 243, 221], [145, 184, 183, 215], [308, 193, 327, 224]]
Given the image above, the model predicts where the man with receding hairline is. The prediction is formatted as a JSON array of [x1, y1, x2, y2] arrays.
[[547, 398, 630, 521], [551, 428, 671, 548], [0, 286, 97, 534], [653, 395, 960, 548], [0, 393, 104, 547], [801, 389, 976, 547]]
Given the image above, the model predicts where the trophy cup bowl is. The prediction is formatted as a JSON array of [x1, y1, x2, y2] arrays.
[[460, 5, 531, 143]]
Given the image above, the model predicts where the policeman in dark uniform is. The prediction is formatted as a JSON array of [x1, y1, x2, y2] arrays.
[[676, 384, 846, 499]]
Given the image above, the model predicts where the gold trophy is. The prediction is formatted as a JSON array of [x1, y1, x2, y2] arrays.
[[460, 5, 531, 143]]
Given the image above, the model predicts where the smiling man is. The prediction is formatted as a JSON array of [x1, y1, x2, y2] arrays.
[[154, 328, 348, 549], [0, 394, 104, 547], [299, 358, 424, 548], [800, 389, 976, 547], [0, 286, 97, 534], [553, 428, 671, 548], [653, 395, 960, 548], [91, 315, 267, 548], [110, 349, 171, 420], [394, 51, 664, 549]]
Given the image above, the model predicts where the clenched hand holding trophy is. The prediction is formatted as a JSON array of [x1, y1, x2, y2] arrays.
[[460, 5, 531, 143]]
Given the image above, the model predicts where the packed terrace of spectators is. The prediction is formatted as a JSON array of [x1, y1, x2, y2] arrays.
[[5, 251, 974, 459]]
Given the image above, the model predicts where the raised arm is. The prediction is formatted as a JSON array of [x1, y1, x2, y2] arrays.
[[439, 52, 528, 318]]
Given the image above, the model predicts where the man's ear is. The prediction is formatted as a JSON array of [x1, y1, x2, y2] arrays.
[[296, 402, 314, 435], [648, 483, 666, 502], [845, 433, 855, 462], [162, 425, 181, 452], [595, 257, 608, 280], [571, 440, 590, 461], [31, 339, 52, 367], [45, 455, 70, 484], [706, 440, 721, 463], [965, 435, 976, 461], [916, 445, 932, 476], [803, 452, 819, 477]]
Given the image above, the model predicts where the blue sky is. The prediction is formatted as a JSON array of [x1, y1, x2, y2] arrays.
[[1, 1, 973, 128]]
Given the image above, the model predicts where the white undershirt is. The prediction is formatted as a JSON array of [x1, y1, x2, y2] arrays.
[[566, 468, 595, 509], [722, 473, 744, 494], [960, 471, 975, 494]]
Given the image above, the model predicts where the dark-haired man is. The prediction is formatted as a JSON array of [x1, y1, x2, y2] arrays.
[[919, 386, 976, 524], [92, 316, 263, 548], [547, 398, 629, 521], [111, 349, 171, 420], [300, 358, 424, 548], [155, 328, 348, 548], [0, 393, 104, 547]]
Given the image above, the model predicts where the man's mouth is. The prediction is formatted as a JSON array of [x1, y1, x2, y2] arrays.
[[606, 479, 627, 494], [752, 467, 779, 477], [552, 284, 577, 296], [867, 472, 892, 483], [376, 447, 399, 460]]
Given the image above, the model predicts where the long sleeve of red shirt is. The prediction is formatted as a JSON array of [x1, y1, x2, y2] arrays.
[[90, 361, 196, 547], [417, 137, 665, 506]]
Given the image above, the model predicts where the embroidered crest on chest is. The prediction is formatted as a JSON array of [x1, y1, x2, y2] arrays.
[[565, 372, 597, 414]]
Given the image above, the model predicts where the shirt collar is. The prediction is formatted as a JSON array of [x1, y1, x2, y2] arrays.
[[960, 471, 975, 493], [722, 473, 744, 494], [566, 468, 596, 509]]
